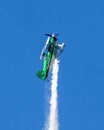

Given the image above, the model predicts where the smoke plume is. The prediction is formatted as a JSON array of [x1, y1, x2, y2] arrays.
[[45, 58, 59, 130]]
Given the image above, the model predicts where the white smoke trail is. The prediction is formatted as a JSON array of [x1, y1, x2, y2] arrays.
[[45, 58, 59, 130]]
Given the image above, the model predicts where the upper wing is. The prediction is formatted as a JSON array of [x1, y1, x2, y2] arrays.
[[40, 36, 50, 60]]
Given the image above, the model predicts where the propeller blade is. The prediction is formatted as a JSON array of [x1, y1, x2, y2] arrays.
[[45, 33, 59, 37], [45, 34, 52, 37]]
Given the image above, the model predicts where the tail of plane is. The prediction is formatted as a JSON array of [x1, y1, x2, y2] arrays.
[[36, 70, 47, 80]]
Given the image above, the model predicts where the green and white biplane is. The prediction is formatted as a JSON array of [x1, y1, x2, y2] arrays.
[[37, 33, 65, 80]]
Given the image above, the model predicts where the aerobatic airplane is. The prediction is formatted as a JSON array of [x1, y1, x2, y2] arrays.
[[37, 33, 65, 80]]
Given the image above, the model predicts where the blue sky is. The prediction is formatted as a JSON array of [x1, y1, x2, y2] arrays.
[[0, 0, 104, 130]]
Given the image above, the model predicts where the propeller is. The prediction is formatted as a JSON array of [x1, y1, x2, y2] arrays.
[[45, 33, 59, 37]]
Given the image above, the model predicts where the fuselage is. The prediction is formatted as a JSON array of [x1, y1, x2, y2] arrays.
[[36, 34, 64, 80]]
